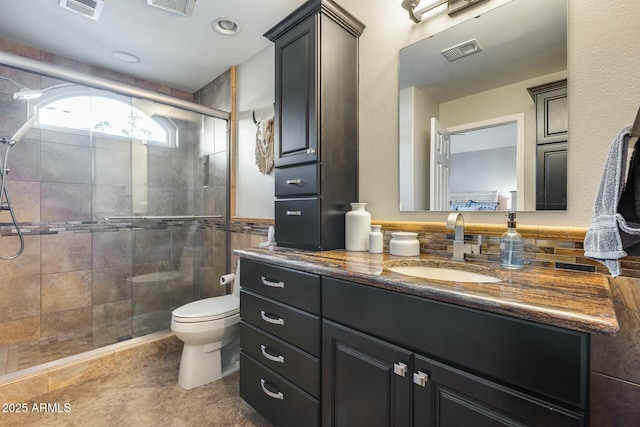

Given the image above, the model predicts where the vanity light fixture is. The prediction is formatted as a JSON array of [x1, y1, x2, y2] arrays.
[[401, 0, 487, 23]]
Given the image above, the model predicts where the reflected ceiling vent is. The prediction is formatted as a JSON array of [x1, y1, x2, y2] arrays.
[[59, 0, 104, 20], [147, 0, 196, 16], [441, 39, 482, 61]]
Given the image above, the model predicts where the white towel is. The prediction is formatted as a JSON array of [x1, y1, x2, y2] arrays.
[[584, 126, 640, 277]]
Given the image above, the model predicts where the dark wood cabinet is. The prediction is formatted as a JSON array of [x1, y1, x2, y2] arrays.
[[528, 79, 568, 210], [272, 15, 318, 167], [238, 256, 591, 426], [536, 142, 567, 210], [414, 355, 584, 427], [323, 320, 585, 427], [322, 319, 412, 427], [239, 259, 321, 426], [322, 276, 588, 427], [265, 0, 364, 250]]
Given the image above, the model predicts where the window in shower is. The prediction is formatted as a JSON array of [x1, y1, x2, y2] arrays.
[[32, 86, 178, 147]]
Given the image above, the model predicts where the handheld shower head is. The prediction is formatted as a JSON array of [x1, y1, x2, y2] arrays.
[[7, 114, 37, 146]]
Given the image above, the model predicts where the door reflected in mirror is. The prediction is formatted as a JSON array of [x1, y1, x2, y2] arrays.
[[398, 0, 567, 211]]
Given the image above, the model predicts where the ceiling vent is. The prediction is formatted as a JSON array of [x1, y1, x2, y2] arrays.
[[441, 39, 482, 62], [59, 0, 104, 21], [147, 0, 196, 16]]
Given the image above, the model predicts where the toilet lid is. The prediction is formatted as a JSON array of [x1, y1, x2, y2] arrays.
[[172, 295, 239, 322]]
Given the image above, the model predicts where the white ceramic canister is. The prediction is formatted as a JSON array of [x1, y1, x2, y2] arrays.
[[345, 202, 371, 251], [389, 232, 420, 256], [369, 225, 383, 254]]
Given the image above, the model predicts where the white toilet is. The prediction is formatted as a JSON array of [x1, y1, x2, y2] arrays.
[[170, 263, 241, 389]]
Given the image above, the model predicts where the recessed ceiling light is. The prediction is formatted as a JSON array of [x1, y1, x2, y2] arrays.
[[112, 51, 141, 64], [212, 18, 240, 36]]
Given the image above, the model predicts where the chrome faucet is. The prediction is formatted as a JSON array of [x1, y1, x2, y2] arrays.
[[446, 213, 482, 261]]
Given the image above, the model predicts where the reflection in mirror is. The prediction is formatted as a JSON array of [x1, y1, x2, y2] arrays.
[[399, 0, 567, 211]]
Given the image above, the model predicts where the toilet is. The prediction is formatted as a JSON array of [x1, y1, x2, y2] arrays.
[[170, 263, 241, 389]]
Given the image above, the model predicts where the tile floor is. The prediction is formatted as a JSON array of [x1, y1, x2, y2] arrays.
[[0, 330, 94, 376], [0, 313, 167, 376], [0, 349, 271, 427]]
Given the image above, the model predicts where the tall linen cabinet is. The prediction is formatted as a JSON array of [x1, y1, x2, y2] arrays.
[[265, 0, 365, 251]]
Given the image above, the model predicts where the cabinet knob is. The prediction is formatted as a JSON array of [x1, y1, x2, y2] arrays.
[[413, 371, 429, 387], [394, 362, 408, 377], [260, 379, 284, 400], [306, 148, 316, 154]]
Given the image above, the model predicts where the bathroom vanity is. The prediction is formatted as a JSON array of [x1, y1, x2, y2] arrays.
[[236, 247, 618, 427]]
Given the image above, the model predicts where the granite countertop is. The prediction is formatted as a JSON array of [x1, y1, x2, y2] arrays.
[[234, 247, 619, 336]]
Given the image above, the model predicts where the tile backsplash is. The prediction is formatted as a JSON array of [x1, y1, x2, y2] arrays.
[[231, 218, 619, 275]]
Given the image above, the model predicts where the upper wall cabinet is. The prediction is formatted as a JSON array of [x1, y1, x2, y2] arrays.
[[266, 0, 365, 168], [272, 16, 318, 166], [528, 79, 568, 210], [265, 0, 365, 251]]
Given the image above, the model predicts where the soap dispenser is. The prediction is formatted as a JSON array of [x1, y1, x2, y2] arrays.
[[500, 212, 524, 270]]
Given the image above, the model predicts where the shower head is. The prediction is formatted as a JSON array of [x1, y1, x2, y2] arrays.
[[0, 75, 42, 100], [12, 83, 74, 101], [12, 89, 43, 100], [8, 114, 37, 146]]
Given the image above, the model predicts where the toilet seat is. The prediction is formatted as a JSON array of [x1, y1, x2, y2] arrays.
[[172, 295, 239, 323]]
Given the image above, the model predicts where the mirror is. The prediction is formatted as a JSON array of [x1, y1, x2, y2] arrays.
[[399, 0, 567, 211]]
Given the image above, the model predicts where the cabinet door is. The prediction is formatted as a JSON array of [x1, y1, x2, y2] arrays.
[[536, 142, 567, 210], [413, 354, 584, 427], [322, 320, 412, 427], [535, 85, 568, 144], [274, 15, 318, 167]]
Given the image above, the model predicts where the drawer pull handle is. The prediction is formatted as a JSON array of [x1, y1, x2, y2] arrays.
[[261, 345, 285, 364], [306, 148, 316, 154], [285, 210, 302, 216], [394, 362, 408, 377], [261, 276, 285, 288], [286, 179, 302, 185], [260, 379, 284, 400], [260, 310, 284, 325], [413, 371, 429, 387]]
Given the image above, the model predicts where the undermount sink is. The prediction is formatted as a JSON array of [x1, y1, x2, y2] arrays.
[[387, 265, 503, 283]]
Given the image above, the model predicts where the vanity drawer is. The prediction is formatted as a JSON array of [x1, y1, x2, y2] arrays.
[[275, 198, 321, 250], [241, 258, 320, 314], [240, 352, 319, 427], [241, 321, 320, 398], [241, 289, 320, 356], [275, 163, 319, 196]]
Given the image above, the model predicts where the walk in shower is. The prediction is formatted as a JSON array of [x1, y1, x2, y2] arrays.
[[0, 59, 230, 375]]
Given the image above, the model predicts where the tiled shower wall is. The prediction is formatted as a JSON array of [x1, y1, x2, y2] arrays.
[[0, 64, 230, 364]]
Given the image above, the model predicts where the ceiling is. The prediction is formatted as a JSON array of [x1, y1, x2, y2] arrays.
[[399, 0, 567, 102], [0, 0, 306, 93]]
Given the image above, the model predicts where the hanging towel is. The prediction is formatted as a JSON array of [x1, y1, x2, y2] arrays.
[[584, 126, 640, 276]]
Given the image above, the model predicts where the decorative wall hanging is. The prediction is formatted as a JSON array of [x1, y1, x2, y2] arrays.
[[253, 111, 274, 174]]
